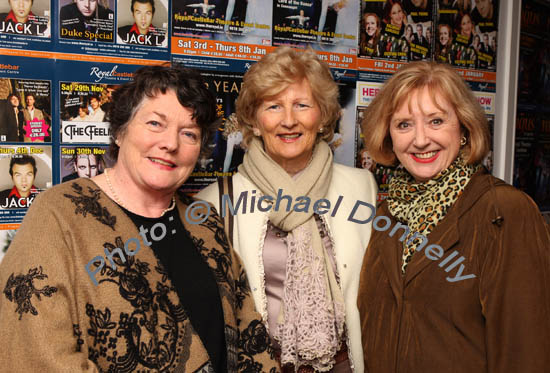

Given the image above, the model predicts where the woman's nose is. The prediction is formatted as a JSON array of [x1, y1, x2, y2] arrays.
[[413, 124, 429, 148], [281, 107, 297, 127]]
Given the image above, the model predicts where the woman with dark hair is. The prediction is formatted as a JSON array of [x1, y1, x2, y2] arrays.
[[382, 0, 406, 37], [198, 46, 377, 372], [360, 12, 382, 57], [358, 61, 550, 372], [0, 65, 280, 372]]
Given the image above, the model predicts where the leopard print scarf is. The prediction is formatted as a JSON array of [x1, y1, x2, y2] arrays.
[[387, 157, 480, 273]]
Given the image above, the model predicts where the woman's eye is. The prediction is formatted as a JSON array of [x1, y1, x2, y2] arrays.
[[296, 103, 310, 109], [431, 118, 443, 125], [267, 104, 280, 110], [182, 131, 199, 141], [397, 121, 410, 129], [147, 120, 161, 127]]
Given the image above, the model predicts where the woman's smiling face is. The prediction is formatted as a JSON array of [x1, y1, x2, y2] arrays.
[[389, 87, 462, 182], [365, 15, 378, 36], [255, 79, 321, 175], [115, 90, 202, 194]]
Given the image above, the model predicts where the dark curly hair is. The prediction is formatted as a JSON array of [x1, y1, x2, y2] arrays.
[[108, 64, 219, 160]]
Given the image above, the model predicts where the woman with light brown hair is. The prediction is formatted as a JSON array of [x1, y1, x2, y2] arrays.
[[435, 23, 452, 63], [357, 61, 550, 372], [199, 46, 377, 372]]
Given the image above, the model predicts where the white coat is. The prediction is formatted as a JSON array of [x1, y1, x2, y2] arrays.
[[198, 163, 377, 372]]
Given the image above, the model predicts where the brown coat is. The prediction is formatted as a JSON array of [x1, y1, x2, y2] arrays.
[[0, 179, 280, 372], [358, 169, 550, 373]]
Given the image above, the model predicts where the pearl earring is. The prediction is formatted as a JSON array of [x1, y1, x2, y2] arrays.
[[253, 128, 261, 136]]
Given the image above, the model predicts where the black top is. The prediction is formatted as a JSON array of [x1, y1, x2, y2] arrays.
[[122, 205, 227, 372]]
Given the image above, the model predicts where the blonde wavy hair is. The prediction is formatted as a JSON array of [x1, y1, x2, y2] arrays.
[[362, 61, 490, 166], [236, 46, 341, 148]]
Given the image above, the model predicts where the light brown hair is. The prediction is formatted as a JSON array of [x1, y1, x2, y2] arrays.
[[362, 61, 490, 165], [236, 46, 340, 148]]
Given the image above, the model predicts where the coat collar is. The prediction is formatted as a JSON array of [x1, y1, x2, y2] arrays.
[[377, 167, 503, 290]]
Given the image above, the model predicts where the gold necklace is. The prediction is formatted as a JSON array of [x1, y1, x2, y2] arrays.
[[104, 168, 176, 216]]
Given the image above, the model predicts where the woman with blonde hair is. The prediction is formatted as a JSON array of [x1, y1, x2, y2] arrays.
[[199, 46, 377, 372], [357, 61, 550, 372]]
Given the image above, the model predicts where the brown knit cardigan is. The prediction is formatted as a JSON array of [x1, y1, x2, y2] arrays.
[[0, 179, 280, 372]]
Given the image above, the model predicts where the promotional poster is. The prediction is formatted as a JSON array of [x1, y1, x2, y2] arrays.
[[435, 0, 498, 70], [0, 0, 51, 51], [0, 1, 508, 244], [311, 0, 360, 55], [117, 0, 168, 48], [59, 0, 114, 43], [0, 77, 52, 143], [359, 0, 434, 62], [172, 0, 231, 37], [56, 0, 169, 60], [59, 145, 112, 183], [513, 111, 550, 212], [472, 89, 495, 171], [0, 144, 52, 211], [272, 0, 319, 48], [517, 0, 550, 111], [59, 81, 115, 144], [173, 0, 272, 46], [182, 69, 244, 193]]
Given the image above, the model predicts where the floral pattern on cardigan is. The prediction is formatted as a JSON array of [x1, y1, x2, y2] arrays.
[[0, 179, 280, 373]]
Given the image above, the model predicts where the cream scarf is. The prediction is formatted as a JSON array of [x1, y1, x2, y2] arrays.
[[239, 137, 346, 372]]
